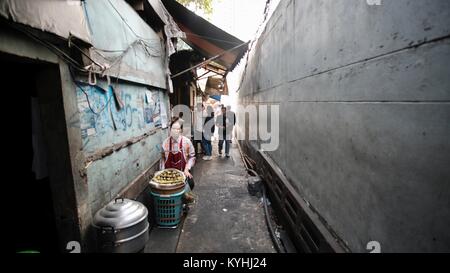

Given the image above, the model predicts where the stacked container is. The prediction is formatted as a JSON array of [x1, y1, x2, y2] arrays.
[[149, 169, 186, 227]]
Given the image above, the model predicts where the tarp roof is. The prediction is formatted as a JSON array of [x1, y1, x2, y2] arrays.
[[161, 0, 248, 71], [0, 0, 92, 44], [85, 0, 167, 89]]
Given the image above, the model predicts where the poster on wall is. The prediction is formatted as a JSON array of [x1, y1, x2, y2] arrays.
[[144, 107, 154, 124], [144, 89, 162, 128], [159, 91, 168, 129], [77, 86, 98, 140]]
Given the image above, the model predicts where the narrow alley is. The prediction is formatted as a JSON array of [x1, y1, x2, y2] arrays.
[[5, 0, 450, 257]]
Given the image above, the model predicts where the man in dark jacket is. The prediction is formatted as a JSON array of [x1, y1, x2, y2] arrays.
[[226, 105, 236, 143], [202, 106, 215, 161], [215, 106, 234, 158]]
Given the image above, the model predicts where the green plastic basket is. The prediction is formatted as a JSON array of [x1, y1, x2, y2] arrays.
[[151, 189, 185, 227]]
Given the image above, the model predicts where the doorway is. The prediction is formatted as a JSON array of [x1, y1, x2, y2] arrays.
[[2, 52, 72, 253]]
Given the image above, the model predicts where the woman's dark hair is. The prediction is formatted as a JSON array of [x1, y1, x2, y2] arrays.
[[179, 112, 184, 118], [170, 117, 182, 129]]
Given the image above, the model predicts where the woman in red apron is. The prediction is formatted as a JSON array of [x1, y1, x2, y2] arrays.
[[161, 117, 196, 201]]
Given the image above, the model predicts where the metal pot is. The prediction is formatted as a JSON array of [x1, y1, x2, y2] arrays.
[[93, 198, 149, 253]]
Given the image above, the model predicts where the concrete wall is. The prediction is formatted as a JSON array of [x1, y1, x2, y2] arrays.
[[238, 0, 450, 252]]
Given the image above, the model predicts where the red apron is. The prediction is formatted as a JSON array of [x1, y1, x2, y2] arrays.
[[164, 137, 186, 171]]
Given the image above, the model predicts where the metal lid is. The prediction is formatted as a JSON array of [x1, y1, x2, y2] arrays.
[[93, 198, 148, 230]]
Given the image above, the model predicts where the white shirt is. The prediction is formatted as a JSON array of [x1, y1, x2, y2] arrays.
[[194, 110, 205, 132]]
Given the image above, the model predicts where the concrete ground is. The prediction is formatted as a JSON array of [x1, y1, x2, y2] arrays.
[[145, 140, 275, 253]]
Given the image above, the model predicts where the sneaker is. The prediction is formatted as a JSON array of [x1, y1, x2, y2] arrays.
[[225, 154, 230, 158], [183, 204, 190, 213], [202, 156, 208, 160], [205, 156, 212, 161]]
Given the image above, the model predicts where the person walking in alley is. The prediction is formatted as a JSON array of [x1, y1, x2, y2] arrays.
[[160, 117, 196, 203], [226, 106, 236, 143], [193, 103, 205, 156], [216, 106, 233, 158], [202, 106, 215, 161]]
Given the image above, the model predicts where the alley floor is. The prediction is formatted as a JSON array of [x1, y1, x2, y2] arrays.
[[145, 140, 276, 253]]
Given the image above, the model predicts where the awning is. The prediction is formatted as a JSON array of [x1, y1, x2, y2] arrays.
[[0, 0, 91, 44], [161, 0, 248, 71]]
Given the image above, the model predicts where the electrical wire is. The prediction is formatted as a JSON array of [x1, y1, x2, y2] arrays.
[[77, 82, 112, 116], [107, 0, 159, 43], [8, 22, 86, 72], [5, 19, 114, 116], [91, 39, 162, 76], [82, 85, 112, 116], [69, 65, 112, 116]]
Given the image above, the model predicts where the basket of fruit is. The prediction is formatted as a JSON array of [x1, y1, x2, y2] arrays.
[[149, 169, 186, 194]]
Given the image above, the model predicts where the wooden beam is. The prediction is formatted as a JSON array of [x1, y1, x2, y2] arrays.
[[84, 127, 161, 164]]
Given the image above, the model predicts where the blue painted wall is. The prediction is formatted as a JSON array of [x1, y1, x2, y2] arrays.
[[76, 81, 163, 153], [74, 79, 168, 212]]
